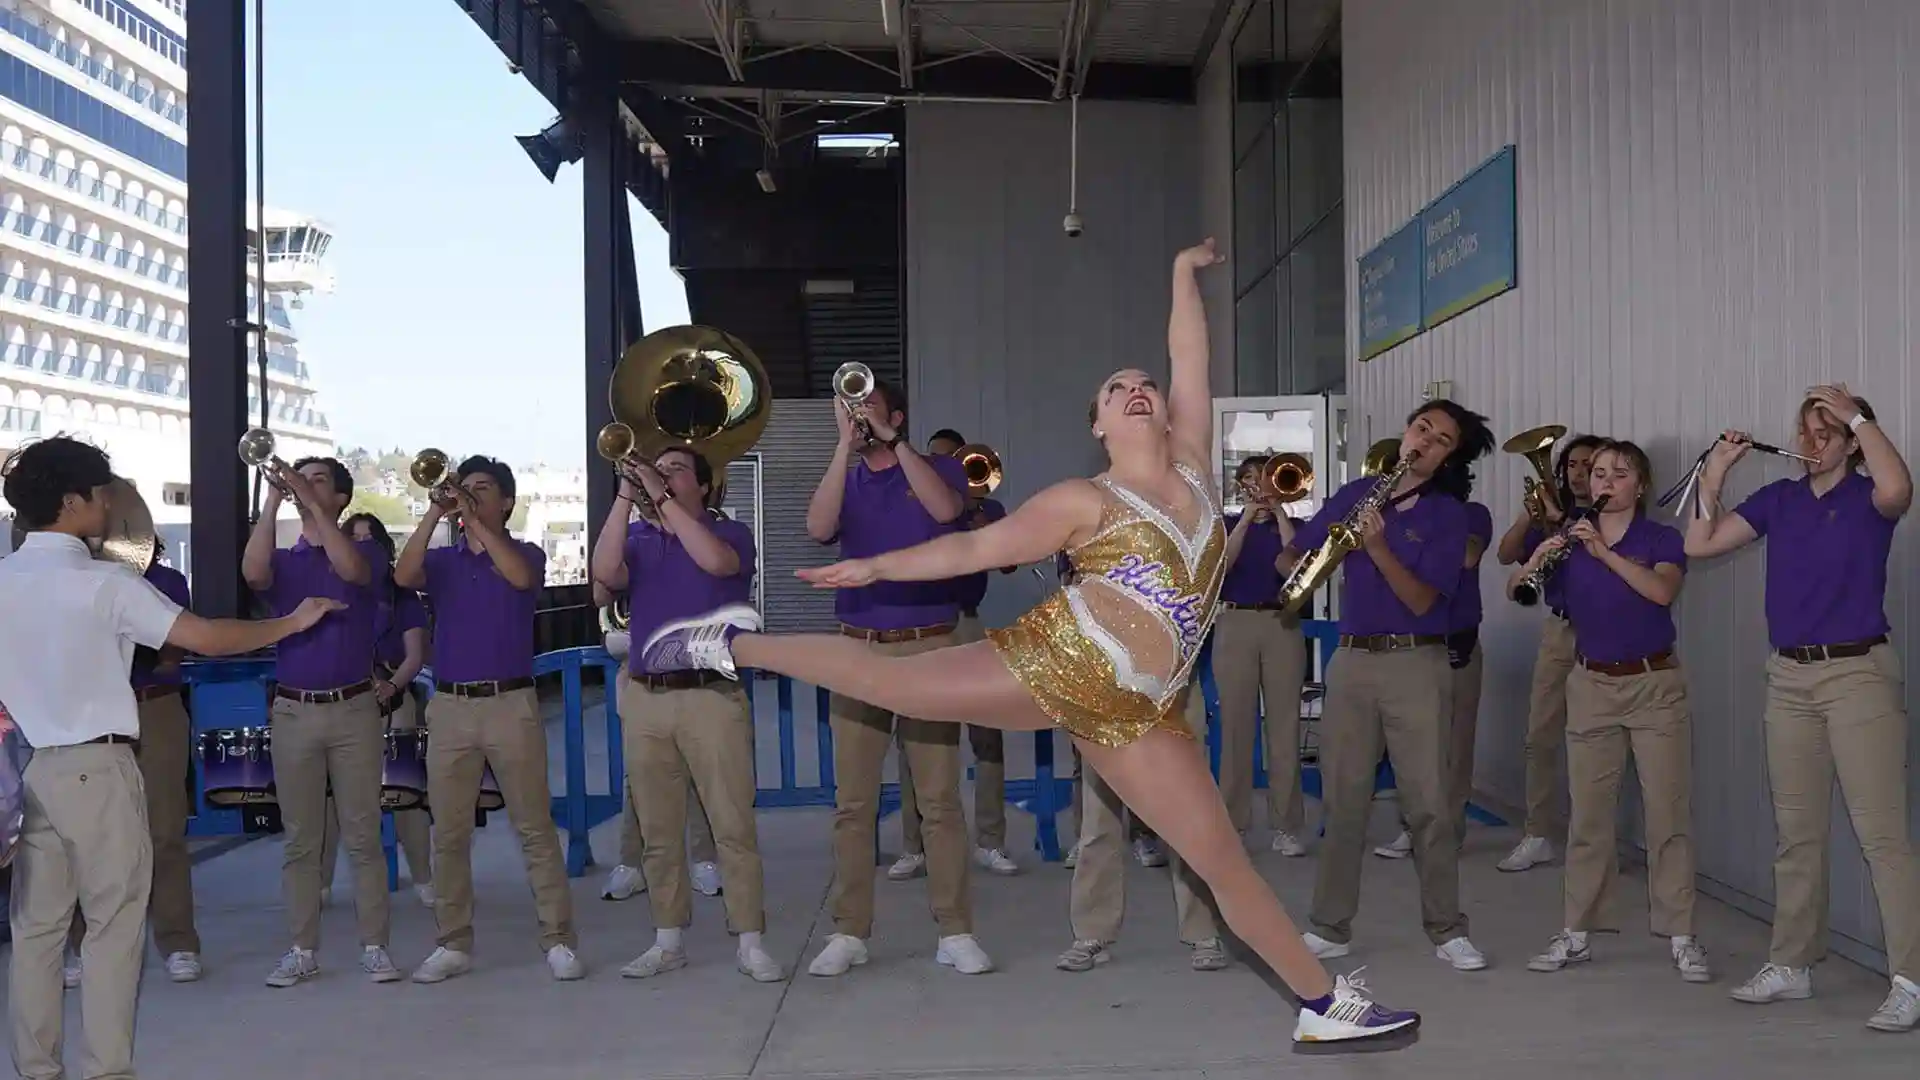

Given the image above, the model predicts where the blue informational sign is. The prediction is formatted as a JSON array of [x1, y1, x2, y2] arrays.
[[1420, 146, 1518, 329], [1357, 221, 1422, 361]]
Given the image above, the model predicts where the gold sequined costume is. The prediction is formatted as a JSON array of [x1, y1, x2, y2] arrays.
[[989, 463, 1227, 747]]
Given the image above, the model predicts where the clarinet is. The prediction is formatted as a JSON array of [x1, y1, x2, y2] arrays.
[[1512, 494, 1611, 607]]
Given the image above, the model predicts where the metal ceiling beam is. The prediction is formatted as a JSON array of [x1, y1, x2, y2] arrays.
[[620, 38, 1194, 103]]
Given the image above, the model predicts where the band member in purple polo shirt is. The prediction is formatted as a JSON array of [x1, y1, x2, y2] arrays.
[[1494, 434, 1604, 873], [636, 240, 1421, 1045], [1513, 440, 1710, 983], [793, 377, 992, 979], [892, 428, 1020, 880], [1282, 400, 1494, 974], [394, 456, 583, 984], [1685, 386, 1918, 1031], [241, 454, 398, 987], [1215, 454, 1310, 856]]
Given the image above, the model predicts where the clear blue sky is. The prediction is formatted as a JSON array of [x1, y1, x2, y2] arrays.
[[251, 0, 688, 466]]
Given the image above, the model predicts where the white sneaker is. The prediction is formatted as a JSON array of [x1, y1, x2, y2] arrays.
[[1373, 831, 1413, 860], [1189, 938, 1229, 971], [935, 933, 994, 974], [886, 852, 927, 881], [1302, 932, 1351, 960], [1730, 962, 1812, 1004], [1271, 830, 1308, 857], [737, 943, 784, 982], [620, 944, 687, 979], [691, 860, 723, 896], [266, 946, 318, 988], [1671, 936, 1712, 983], [361, 945, 402, 983], [601, 864, 646, 900], [546, 944, 586, 981], [1436, 936, 1488, 971], [1062, 840, 1082, 868], [62, 958, 80, 990], [1868, 975, 1919, 1032], [1498, 836, 1555, 872], [1293, 969, 1422, 1043], [1133, 837, 1167, 867], [974, 847, 1019, 875], [807, 933, 869, 977], [1056, 938, 1112, 972], [411, 946, 473, 984], [1527, 930, 1591, 973], [165, 951, 202, 983], [415, 883, 437, 908]]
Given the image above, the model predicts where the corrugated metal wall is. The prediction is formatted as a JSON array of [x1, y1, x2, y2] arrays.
[[903, 100, 1202, 629], [1343, 0, 1920, 969], [753, 399, 843, 633]]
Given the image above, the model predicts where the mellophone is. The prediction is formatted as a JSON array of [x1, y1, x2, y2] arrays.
[[197, 726, 506, 814]]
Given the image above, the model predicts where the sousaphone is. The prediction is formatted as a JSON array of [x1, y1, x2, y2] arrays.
[[596, 325, 771, 505], [8, 476, 157, 573]]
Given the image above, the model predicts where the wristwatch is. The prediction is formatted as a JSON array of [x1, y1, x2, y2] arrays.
[[1848, 412, 1870, 433]]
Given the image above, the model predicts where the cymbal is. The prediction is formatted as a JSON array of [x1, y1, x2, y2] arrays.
[[4, 477, 155, 574]]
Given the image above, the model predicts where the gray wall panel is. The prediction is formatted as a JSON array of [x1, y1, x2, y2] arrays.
[[1344, 0, 1920, 969]]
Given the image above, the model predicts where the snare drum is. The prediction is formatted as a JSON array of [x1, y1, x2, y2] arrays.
[[199, 728, 276, 806], [380, 729, 430, 812]]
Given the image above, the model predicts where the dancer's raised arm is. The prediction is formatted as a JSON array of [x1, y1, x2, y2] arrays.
[[799, 479, 1103, 589], [1168, 238, 1225, 470]]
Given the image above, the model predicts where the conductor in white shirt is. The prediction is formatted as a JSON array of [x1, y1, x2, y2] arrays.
[[0, 436, 340, 1080]]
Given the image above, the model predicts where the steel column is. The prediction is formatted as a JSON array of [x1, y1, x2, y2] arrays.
[[579, 40, 640, 538], [185, 0, 249, 617]]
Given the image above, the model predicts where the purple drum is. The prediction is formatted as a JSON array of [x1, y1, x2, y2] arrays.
[[477, 762, 506, 812], [380, 729, 429, 812], [199, 728, 275, 806]]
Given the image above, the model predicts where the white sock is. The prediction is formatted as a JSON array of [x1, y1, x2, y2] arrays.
[[738, 931, 763, 954], [1566, 929, 1589, 947], [656, 927, 684, 950], [1671, 934, 1695, 949]]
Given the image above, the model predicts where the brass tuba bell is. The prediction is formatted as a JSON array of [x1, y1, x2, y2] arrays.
[[953, 443, 1003, 496], [1260, 452, 1314, 503], [1503, 423, 1566, 526], [599, 325, 772, 513]]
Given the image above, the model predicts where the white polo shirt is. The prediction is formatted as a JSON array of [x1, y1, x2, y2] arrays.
[[0, 533, 182, 748]]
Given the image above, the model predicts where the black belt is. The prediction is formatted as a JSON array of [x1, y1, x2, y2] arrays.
[[1580, 651, 1677, 676], [434, 676, 536, 698], [960, 607, 980, 619], [275, 680, 374, 704], [840, 623, 955, 644], [635, 670, 729, 691], [1777, 635, 1888, 664], [1223, 602, 1288, 612], [1339, 634, 1447, 652]]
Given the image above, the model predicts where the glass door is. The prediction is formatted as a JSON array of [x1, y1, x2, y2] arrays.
[[1212, 395, 1334, 621]]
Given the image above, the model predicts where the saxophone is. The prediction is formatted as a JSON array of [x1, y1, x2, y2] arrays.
[[1511, 494, 1611, 607], [1277, 448, 1419, 614]]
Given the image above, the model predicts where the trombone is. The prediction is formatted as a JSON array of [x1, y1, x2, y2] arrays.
[[1504, 423, 1566, 528], [832, 361, 876, 446], [953, 442, 1003, 497]]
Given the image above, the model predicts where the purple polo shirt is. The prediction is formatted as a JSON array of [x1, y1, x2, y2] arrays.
[[374, 589, 428, 670], [260, 537, 386, 691], [421, 540, 546, 683], [625, 513, 756, 671], [1446, 502, 1495, 632], [1289, 478, 1469, 637], [1560, 514, 1686, 663], [832, 454, 969, 631], [1220, 512, 1289, 606], [952, 498, 1007, 612], [1734, 472, 1896, 650], [131, 563, 191, 689]]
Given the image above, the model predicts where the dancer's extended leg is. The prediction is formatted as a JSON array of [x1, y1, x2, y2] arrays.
[[730, 633, 1055, 731], [1079, 730, 1333, 999]]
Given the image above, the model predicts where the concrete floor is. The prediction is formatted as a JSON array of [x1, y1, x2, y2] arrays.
[[5, 689, 1915, 1078]]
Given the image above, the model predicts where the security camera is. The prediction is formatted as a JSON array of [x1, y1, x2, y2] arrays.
[[1062, 211, 1083, 238]]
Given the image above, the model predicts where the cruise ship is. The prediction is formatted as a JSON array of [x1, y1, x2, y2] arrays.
[[0, 0, 336, 563]]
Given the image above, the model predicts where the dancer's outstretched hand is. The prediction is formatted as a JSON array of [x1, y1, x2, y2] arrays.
[[798, 559, 880, 589]]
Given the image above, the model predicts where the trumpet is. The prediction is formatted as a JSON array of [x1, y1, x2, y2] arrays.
[[833, 361, 876, 446], [409, 448, 465, 512], [1277, 444, 1418, 614], [954, 442, 1003, 496], [1504, 424, 1566, 528], [1512, 495, 1611, 606], [237, 426, 291, 495], [595, 421, 660, 522], [1261, 452, 1314, 504]]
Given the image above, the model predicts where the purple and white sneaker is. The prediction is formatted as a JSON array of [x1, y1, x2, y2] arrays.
[[638, 604, 761, 679], [1293, 969, 1421, 1043]]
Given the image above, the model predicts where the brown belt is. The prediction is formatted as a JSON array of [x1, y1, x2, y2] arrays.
[[1777, 635, 1888, 664], [134, 684, 181, 702], [636, 670, 730, 691], [434, 676, 536, 699], [274, 679, 374, 705], [1580, 651, 1677, 676], [1224, 602, 1288, 612], [1339, 633, 1446, 652], [840, 623, 955, 644], [83, 734, 139, 747]]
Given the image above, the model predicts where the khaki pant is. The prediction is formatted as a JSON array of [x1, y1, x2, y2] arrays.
[[621, 678, 765, 933], [1070, 688, 1217, 943], [1762, 645, 1919, 978], [10, 745, 151, 1080], [1523, 615, 1577, 839], [320, 689, 431, 892], [618, 786, 718, 867], [425, 689, 575, 953], [1310, 645, 1467, 945], [1447, 644, 1485, 846], [1211, 608, 1310, 834], [1564, 664, 1696, 935], [272, 692, 390, 950], [829, 631, 972, 938], [899, 615, 1006, 852]]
